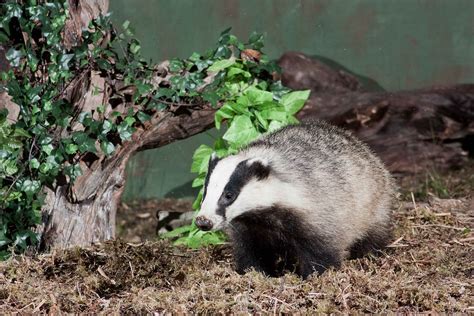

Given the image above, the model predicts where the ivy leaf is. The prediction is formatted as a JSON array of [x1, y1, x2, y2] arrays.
[[247, 32, 264, 50], [39, 162, 51, 174], [13, 128, 31, 138], [65, 164, 83, 180], [161, 224, 193, 239], [122, 20, 131, 31], [14, 230, 34, 250], [129, 39, 141, 55], [268, 120, 286, 132], [41, 144, 54, 155], [227, 67, 251, 79], [208, 58, 235, 72], [0, 224, 11, 247], [117, 122, 133, 141], [245, 86, 273, 104], [21, 179, 41, 198], [169, 59, 184, 72], [191, 144, 213, 174], [188, 52, 201, 62], [202, 91, 220, 108], [73, 132, 96, 153], [3, 160, 18, 176], [214, 103, 236, 129], [29, 158, 40, 169], [6, 48, 24, 67], [254, 111, 268, 130], [192, 174, 205, 188], [101, 120, 113, 134], [59, 54, 74, 70], [280, 90, 311, 114], [223, 115, 260, 147], [137, 111, 151, 123], [65, 143, 78, 155], [260, 109, 288, 121], [101, 141, 115, 156], [124, 116, 136, 126]]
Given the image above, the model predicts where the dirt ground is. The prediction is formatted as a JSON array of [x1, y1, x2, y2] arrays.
[[0, 164, 473, 313]]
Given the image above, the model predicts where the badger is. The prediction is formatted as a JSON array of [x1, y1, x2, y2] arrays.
[[195, 120, 396, 278]]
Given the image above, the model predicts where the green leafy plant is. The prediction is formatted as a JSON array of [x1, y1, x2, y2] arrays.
[[0, 0, 309, 258], [162, 31, 310, 248]]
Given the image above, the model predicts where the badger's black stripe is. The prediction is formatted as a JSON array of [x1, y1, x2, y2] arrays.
[[202, 154, 220, 200], [229, 206, 341, 278], [216, 159, 270, 217]]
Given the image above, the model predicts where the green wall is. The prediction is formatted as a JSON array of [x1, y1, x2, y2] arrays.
[[111, 0, 474, 200]]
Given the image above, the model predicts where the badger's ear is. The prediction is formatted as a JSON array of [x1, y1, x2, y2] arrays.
[[208, 152, 220, 171], [247, 158, 270, 180]]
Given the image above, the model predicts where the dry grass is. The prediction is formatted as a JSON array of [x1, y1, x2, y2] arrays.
[[1, 168, 473, 313]]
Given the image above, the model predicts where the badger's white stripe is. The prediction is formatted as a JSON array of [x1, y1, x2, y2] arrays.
[[225, 176, 311, 222], [199, 155, 246, 228]]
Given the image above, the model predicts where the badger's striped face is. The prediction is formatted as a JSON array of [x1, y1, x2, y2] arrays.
[[196, 154, 271, 231]]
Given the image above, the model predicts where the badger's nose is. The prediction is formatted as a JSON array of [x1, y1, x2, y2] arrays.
[[195, 216, 213, 231]]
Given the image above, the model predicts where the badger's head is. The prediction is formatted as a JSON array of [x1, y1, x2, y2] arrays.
[[195, 153, 272, 231]]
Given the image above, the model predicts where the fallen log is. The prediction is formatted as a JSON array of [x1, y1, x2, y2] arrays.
[[279, 52, 474, 174]]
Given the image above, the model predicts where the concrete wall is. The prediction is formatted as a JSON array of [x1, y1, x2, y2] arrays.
[[111, 0, 474, 200]]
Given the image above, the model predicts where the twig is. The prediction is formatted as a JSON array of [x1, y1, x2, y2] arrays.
[[151, 97, 204, 108], [261, 294, 293, 308], [388, 236, 404, 246], [97, 266, 116, 285], [28, 135, 37, 173], [386, 236, 409, 248], [386, 244, 409, 248], [32, 299, 46, 313], [2, 171, 24, 205], [411, 224, 466, 231], [410, 251, 420, 269], [433, 212, 452, 217], [400, 260, 432, 264], [128, 260, 134, 278], [53, 66, 91, 102], [411, 192, 417, 209]]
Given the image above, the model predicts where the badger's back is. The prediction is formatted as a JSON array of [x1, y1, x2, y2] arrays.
[[243, 121, 396, 255]]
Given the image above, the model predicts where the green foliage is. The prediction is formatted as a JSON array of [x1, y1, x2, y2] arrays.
[[163, 30, 310, 248], [0, 0, 309, 256], [0, 1, 198, 257], [0, 0, 171, 257]]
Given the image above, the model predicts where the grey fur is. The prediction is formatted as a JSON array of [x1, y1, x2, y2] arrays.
[[198, 120, 397, 275]]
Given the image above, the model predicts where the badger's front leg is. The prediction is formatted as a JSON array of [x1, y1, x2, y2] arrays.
[[230, 227, 286, 277], [232, 239, 268, 275]]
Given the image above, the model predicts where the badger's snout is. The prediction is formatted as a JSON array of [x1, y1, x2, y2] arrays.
[[195, 216, 214, 231]]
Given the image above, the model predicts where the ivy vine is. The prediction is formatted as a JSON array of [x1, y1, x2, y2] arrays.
[[0, 0, 309, 259]]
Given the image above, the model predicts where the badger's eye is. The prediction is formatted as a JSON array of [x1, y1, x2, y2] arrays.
[[224, 191, 234, 201]]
